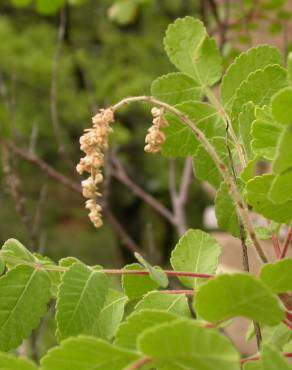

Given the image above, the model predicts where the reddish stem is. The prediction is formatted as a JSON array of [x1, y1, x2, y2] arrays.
[[126, 357, 152, 370], [102, 269, 213, 279], [280, 226, 292, 259], [240, 352, 292, 364], [271, 234, 281, 259], [160, 289, 194, 296], [283, 318, 292, 330]]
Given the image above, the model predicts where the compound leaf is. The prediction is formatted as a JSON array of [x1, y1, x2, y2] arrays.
[[221, 45, 282, 109], [231, 65, 287, 131]]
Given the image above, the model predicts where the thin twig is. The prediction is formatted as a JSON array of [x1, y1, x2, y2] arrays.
[[280, 225, 292, 259], [111, 155, 175, 225], [2, 140, 144, 256], [112, 96, 268, 263]]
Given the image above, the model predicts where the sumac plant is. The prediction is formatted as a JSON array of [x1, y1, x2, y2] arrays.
[[0, 16, 292, 370]]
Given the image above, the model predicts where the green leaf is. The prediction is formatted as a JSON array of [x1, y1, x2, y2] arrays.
[[243, 363, 262, 370], [231, 65, 287, 130], [94, 289, 128, 340], [164, 17, 222, 86], [251, 107, 282, 160], [245, 174, 292, 223], [162, 101, 225, 157], [221, 45, 282, 109], [135, 291, 190, 317], [134, 253, 168, 288], [215, 182, 241, 237], [262, 344, 292, 370], [0, 259, 5, 276], [36, 0, 65, 14], [269, 171, 292, 203], [0, 352, 38, 370], [261, 323, 292, 350], [41, 336, 140, 370], [151, 72, 201, 105], [269, 126, 292, 203], [240, 158, 258, 183], [272, 87, 292, 125], [170, 229, 221, 288], [122, 263, 159, 300], [273, 126, 292, 173], [115, 309, 179, 350], [238, 102, 256, 160], [0, 265, 51, 351], [195, 273, 285, 326], [1, 238, 35, 268], [259, 259, 292, 293], [138, 319, 240, 370], [56, 262, 108, 340], [193, 137, 230, 189]]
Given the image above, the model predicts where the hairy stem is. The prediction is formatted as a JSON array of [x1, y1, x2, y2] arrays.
[[112, 96, 268, 263]]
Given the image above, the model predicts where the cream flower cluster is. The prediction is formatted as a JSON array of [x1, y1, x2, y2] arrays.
[[144, 107, 168, 153], [76, 108, 114, 227]]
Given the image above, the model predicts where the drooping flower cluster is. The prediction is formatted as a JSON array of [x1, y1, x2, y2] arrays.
[[76, 108, 114, 227], [144, 107, 168, 153]]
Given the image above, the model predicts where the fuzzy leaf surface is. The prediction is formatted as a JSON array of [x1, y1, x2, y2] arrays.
[[151, 72, 201, 105], [138, 320, 240, 370], [262, 344, 292, 370], [215, 182, 244, 238], [246, 174, 292, 223], [56, 262, 108, 340], [162, 101, 225, 157], [94, 289, 128, 340], [231, 65, 287, 130], [271, 87, 292, 125], [0, 352, 38, 370], [170, 229, 221, 288], [122, 263, 159, 300], [195, 273, 285, 326], [134, 291, 190, 317], [259, 259, 292, 293], [221, 45, 282, 109], [115, 309, 179, 349], [164, 17, 222, 85], [193, 137, 230, 189], [0, 265, 51, 351], [41, 336, 140, 370]]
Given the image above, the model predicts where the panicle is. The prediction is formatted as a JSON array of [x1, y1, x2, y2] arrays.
[[144, 107, 168, 153], [76, 108, 114, 227]]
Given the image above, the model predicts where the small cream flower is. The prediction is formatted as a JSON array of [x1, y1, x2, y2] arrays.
[[144, 107, 168, 153], [77, 108, 114, 227]]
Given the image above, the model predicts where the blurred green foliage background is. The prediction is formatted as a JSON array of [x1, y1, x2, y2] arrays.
[[0, 0, 291, 268]]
